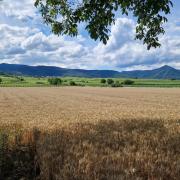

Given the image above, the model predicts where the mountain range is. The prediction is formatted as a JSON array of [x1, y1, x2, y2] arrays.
[[0, 63, 180, 79]]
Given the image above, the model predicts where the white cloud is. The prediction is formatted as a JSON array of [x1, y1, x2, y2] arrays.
[[0, 0, 180, 70], [92, 18, 180, 70]]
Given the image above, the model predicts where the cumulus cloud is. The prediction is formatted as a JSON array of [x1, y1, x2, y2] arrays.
[[0, 0, 180, 70], [93, 18, 180, 70]]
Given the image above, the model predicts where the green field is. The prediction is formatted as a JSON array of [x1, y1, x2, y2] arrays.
[[0, 74, 180, 87]]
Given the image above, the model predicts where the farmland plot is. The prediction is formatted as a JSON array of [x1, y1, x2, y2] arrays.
[[0, 87, 180, 179]]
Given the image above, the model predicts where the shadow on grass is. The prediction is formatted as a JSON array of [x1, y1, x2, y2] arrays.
[[0, 119, 179, 179]]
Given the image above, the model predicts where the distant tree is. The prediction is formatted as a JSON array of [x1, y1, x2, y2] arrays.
[[19, 77, 24, 81], [100, 79, 106, 84], [35, 0, 173, 49], [111, 81, 123, 87], [48, 78, 51, 84], [123, 79, 134, 85], [69, 81, 76, 86], [0, 78, 2, 84], [48, 78, 62, 85], [16, 76, 24, 81], [107, 79, 114, 85]]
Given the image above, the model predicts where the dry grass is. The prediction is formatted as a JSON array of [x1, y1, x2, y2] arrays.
[[0, 87, 180, 179]]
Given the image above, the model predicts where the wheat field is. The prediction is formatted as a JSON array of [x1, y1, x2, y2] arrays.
[[0, 87, 180, 179]]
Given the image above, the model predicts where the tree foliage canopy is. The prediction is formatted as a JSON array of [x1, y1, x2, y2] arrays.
[[35, 0, 173, 50]]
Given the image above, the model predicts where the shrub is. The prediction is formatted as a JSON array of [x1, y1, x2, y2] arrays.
[[69, 81, 76, 86], [123, 79, 134, 85], [78, 83, 85, 87], [100, 79, 106, 84], [0, 78, 2, 84], [16, 77, 24, 81], [111, 81, 123, 87], [20, 78, 24, 81], [107, 79, 114, 85], [36, 82, 45, 85], [48, 78, 62, 85]]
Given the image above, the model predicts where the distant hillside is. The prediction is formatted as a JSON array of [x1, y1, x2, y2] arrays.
[[119, 65, 180, 79], [0, 63, 120, 78], [0, 63, 180, 79]]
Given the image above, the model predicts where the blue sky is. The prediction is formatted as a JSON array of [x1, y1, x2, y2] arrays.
[[0, 0, 180, 71]]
